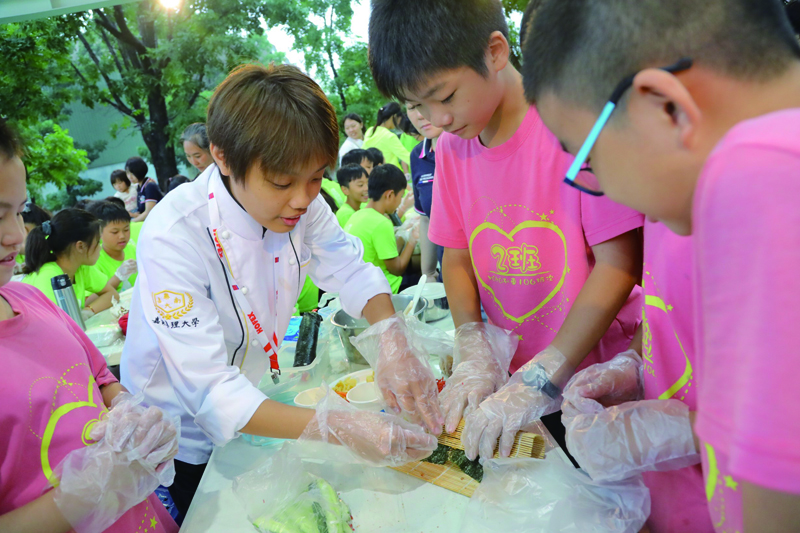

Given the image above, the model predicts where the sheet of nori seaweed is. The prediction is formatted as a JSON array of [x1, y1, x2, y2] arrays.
[[422, 443, 449, 465], [293, 312, 323, 367], [447, 448, 484, 482]]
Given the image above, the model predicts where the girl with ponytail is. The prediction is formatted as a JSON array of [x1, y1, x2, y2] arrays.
[[22, 208, 119, 315], [363, 102, 412, 172]]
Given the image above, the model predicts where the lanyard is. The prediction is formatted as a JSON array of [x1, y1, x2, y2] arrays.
[[207, 177, 281, 382]]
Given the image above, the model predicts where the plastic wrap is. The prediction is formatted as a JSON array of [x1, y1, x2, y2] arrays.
[[299, 384, 437, 467], [462, 345, 568, 460], [349, 313, 443, 433], [563, 398, 700, 482], [561, 349, 644, 417], [439, 322, 518, 433], [461, 458, 650, 533], [51, 393, 179, 533]]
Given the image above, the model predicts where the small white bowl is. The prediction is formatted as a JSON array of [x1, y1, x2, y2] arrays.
[[294, 386, 326, 408], [346, 382, 384, 411]]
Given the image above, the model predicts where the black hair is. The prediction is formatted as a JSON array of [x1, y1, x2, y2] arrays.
[[371, 102, 404, 135], [788, 0, 800, 33], [21, 203, 51, 227], [341, 149, 370, 168], [73, 199, 95, 211], [110, 169, 130, 188], [365, 147, 384, 166], [125, 156, 148, 182], [103, 196, 127, 210], [337, 164, 369, 189], [24, 208, 101, 274], [398, 113, 419, 136], [86, 200, 130, 228], [167, 174, 190, 193], [318, 188, 339, 213], [368, 164, 407, 201], [180, 123, 210, 151], [369, 0, 509, 100], [342, 113, 366, 135], [0, 117, 21, 161], [522, 0, 800, 112]]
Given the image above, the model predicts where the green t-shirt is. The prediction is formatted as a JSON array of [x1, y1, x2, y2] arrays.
[[129, 221, 144, 244], [336, 203, 357, 227], [22, 261, 107, 308], [363, 126, 412, 171], [344, 208, 401, 293], [400, 133, 420, 153], [295, 275, 319, 315], [90, 242, 137, 290], [320, 178, 346, 209]]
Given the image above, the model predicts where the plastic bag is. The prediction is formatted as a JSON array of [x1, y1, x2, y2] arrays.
[[234, 445, 354, 533], [404, 314, 454, 376], [461, 458, 650, 533]]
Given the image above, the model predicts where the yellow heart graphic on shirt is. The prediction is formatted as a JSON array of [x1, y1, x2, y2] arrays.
[[469, 220, 568, 324]]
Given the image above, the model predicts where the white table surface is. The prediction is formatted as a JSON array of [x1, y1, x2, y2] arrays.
[[181, 312, 573, 533], [84, 289, 134, 366]]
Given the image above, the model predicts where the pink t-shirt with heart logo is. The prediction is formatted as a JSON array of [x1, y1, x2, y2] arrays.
[[429, 106, 643, 373]]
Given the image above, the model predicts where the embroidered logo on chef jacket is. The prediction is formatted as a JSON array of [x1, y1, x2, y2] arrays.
[[153, 290, 194, 320]]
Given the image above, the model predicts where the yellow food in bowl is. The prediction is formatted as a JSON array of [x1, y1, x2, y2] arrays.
[[333, 377, 357, 394], [366, 373, 374, 383]]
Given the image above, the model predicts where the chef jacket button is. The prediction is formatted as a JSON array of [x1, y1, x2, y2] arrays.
[[241, 286, 249, 295], [221, 231, 231, 239], [251, 340, 259, 347], [289, 257, 296, 266]]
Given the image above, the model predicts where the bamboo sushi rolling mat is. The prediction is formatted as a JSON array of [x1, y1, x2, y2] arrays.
[[391, 420, 546, 497]]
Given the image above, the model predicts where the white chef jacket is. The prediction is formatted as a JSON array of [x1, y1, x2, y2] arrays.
[[120, 165, 391, 464]]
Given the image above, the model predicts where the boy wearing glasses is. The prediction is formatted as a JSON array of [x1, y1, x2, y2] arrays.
[[524, 0, 800, 531], [369, 0, 644, 460]]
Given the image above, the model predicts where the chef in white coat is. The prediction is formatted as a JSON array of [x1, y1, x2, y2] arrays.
[[120, 64, 442, 520]]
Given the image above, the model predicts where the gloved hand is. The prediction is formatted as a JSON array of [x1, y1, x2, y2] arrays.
[[350, 313, 443, 434], [89, 393, 179, 480], [562, 397, 700, 482], [561, 350, 644, 417], [114, 259, 137, 282], [462, 345, 568, 460], [438, 322, 518, 434], [301, 386, 438, 467], [52, 393, 180, 533]]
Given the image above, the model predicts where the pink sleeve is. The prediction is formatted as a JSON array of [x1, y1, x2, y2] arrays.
[[428, 136, 468, 249], [695, 144, 800, 493], [34, 290, 118, 388], [580, 194, 644, 247]]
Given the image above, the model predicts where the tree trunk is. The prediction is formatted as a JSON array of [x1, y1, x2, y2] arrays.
[[142, 86, 178, 190]]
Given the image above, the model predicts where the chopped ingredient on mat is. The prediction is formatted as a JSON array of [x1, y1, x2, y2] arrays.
[[436, 378, 446, 393], [448, 448, 484, 482], [293, 311, 323, 367], [333, 377, 357, 394], [422, 443, 449, 465]]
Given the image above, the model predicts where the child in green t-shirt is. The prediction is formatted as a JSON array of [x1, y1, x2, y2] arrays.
[[335, 164, 369, 227], [344, 165, 418, 293], [21, 208, 118, 314], [86, 201, 138, 291]]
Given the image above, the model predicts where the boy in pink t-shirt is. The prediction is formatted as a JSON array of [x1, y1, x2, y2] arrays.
[[0, 118, 179, 532], [368, 0, 643, 459], [524, 0, 800, 529]]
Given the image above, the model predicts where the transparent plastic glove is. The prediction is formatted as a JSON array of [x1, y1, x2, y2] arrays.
[[561, 350, 644, 417], [439, 322, 519, 433], [51, 405, 178, 533], [114, 259, 137, 282], [301, 386, 438, 466], [81, 308, 95, 321], [462, 346, 568, 460], [563, 398, 700, 482], [350, 313, 443, 434], [89, 393, 179, 482]]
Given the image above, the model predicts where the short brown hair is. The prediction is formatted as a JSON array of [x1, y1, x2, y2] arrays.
[[207, 63, 339, 183]]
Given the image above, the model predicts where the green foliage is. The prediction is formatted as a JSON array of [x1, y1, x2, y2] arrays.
[[42, 178, 104, 212], [19, 121, 89, 199]]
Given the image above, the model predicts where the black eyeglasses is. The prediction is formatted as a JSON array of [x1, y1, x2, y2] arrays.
[[563, 58, 694, 196]]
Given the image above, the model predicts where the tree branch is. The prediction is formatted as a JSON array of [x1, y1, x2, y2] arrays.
[[76, 33, 134, 116], [70, 61, 131, 116], [97, 25, 125, 76], [186, 73, 206, 110], [112, 5, 148, 54]]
